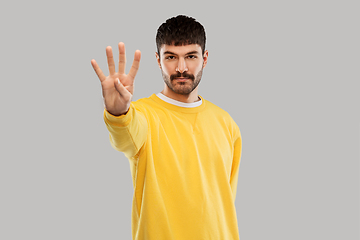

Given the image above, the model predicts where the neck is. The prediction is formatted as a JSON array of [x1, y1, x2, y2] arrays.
[[161, 86, 200, 103]]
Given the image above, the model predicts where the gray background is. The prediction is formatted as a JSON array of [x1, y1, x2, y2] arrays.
[[1, 0, 358, 239]]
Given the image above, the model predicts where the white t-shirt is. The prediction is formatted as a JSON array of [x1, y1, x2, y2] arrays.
[[156, 93, 202, 108]]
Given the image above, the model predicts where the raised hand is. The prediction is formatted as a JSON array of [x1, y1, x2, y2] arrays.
[[91, 42, 141, 116]]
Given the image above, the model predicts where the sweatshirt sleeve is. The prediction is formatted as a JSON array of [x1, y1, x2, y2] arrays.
[[230, 124, 242, 202], [103, 103, 148, 159]]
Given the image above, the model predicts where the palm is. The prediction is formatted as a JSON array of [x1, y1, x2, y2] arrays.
[[91, 42, 141, 116], [102, 72, 132, 94]]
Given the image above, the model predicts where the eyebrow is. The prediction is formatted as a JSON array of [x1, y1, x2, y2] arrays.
[[163, 50, 201, 56]]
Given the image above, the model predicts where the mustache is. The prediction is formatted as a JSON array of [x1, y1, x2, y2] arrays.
[[170, 72, 195, 81]]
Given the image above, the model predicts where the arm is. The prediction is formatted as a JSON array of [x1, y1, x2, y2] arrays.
[[230, 126, 242, 202], [104, 105, 148, 159], [91, 42, 145, 158]]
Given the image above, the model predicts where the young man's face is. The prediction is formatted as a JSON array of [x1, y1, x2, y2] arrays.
[[156, 44, 208, 95]]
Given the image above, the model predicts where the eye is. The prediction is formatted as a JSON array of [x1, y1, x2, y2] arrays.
[[187, 55, 197, 59], [165, 55, 176, 60]]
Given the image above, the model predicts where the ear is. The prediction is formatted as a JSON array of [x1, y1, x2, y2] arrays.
[[155, 52, 161, 68], [202, 50, 209, 68]]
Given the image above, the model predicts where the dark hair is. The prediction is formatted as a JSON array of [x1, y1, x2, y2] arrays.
[[156, 15, 206, 55]]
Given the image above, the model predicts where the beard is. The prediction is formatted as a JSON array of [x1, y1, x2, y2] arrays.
[[161, 69, 203, 95]]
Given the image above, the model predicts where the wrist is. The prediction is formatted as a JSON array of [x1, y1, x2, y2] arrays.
[[106, 108, 129, 117]]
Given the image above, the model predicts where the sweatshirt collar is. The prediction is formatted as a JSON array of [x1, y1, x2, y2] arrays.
[[156, 93, 202, 108], [151, 93, 206, 113]]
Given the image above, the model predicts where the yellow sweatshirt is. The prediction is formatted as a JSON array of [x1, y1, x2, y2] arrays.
[[104, 93, 242, 240]]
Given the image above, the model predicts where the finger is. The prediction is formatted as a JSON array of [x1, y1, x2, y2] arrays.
[[118, 42, 126, 74], [115, 78, 131, 98], [106, 46, 116, 75], [128, 50, 141, 81], [91, 59, 106, 82]]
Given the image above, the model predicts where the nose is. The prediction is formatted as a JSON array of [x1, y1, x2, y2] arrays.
[[176, 58, 188, 73]]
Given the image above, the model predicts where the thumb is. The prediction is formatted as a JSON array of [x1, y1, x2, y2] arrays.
[[115, 78, 132, 98]]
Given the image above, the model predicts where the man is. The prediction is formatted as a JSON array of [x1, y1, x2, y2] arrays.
[[91, 15, 242, 240]]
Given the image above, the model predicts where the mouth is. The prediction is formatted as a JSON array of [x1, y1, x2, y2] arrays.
[[171, 73, 194, 82], [174, 78, 190, 82]]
